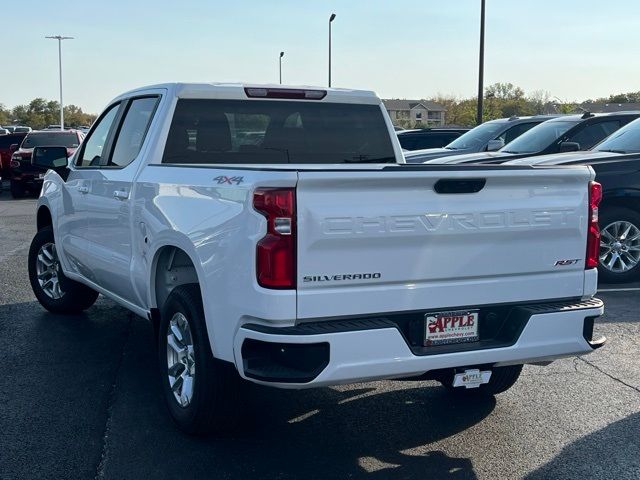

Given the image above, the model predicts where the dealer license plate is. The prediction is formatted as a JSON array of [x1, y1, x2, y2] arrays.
[[425, 310, 479, 346]]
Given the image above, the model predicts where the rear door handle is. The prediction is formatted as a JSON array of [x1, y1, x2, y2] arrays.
[[113, 190, 129, 200], [77, 186, 89, 194]]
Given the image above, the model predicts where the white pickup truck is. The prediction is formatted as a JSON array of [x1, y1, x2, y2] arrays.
[[28, 83, 605, 434]]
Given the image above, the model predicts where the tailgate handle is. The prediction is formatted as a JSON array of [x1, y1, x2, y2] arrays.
[[434, 178, 486, 194]]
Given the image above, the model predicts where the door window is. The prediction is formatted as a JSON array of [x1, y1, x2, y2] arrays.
[[107, 96, 159, 167], [567, 121, 621, 150], [499, 122, 537, 144], [76, 104, 120, 167]]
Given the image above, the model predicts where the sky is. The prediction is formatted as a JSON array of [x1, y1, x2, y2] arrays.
[[3, 0, 640, 114]]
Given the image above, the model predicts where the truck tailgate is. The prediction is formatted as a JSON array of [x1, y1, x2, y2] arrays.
[[296, 167, 593, 319]]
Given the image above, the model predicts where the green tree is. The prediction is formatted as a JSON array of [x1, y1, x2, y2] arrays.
[[0, 104, 10, 125], [6, 98, 96, 129], [485, 82, 525, 100]]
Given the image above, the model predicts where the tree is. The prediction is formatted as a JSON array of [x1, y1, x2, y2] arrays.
[[527, 90, 552, 114], [5, 98, 96, 129], [485, 82, 525, 100], [0, 104, 10, 125]]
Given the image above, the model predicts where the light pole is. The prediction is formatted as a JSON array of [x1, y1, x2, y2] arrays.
[[328, 13, 336, 87], [45, 35, 74, 130], [279, 51, 284, 84], [476, 0, 485, 125]]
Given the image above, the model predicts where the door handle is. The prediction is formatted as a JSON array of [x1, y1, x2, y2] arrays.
[[113, 190, 129, 200], [77, 186, 89, 194]]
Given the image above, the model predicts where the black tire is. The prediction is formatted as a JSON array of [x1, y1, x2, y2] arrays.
[[440, 364, 523, 397], [598, 206, 640, 283], [159, 284, 244, 435], [28, 226, 99, 314], [10, 180, 25, 199]]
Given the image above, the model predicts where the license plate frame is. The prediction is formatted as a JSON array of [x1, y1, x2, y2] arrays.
[[424, 309, 479, 346]]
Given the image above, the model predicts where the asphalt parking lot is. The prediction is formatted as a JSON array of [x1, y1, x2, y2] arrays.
[[0, 194, 638, 480]]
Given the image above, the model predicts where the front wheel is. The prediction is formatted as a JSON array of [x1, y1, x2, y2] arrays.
[[598, 207, 640, 283], [28, 226, 99, 314], [159, 284, 244, 435]]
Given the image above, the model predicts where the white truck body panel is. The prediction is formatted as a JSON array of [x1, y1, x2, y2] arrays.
[[37, 83, 603, 387], [296, 167, 592, 319]]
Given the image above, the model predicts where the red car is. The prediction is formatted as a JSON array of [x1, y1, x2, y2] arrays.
[[9, 130, 84, 198], [0, 132, 28, 180]]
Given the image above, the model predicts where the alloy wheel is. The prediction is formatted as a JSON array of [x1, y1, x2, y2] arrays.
[[166, 312, 196, 407], [599, 220, 640, 273], [36, 242, 64, 299]]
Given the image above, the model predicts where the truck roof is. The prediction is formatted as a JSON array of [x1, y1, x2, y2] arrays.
[[112, 83, 381, 105]]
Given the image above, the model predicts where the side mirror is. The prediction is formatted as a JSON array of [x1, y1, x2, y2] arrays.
[[9, 143, 19, 152], [486, 139, 505, 151], [32, 146, 69, 172], [559, 141, 580, 153]]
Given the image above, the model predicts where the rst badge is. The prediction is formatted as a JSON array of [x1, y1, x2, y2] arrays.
[[554, 259, 580, 266]]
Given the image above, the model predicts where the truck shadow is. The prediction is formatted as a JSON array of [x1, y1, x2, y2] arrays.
[[106, 316, 490, 479], [1, 300, 489, 479]]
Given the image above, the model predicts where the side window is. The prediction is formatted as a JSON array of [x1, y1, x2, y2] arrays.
[[398, 136, 416, 150], [76, 104, 120, 167], [568, 121, 621, 150], [499, 123, 537, 144], [108, 97, 159, 167]]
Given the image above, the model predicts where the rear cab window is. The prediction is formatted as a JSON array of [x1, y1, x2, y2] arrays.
[[162, 99, 395, 164], [22, 132, 80, 149]]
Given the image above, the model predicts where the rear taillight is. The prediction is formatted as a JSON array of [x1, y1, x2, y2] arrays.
[[253, 188, 296, 289], [586, 181, 602, 269]]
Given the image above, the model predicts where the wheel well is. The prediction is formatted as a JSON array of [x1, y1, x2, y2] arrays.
[[153, 246, 199, 311], [37, 207, 52, 231]]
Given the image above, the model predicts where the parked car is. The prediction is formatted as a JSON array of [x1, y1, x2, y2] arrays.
[[9, 130, 84, 197], [422, 112, 640, 165], [44, 125, 62, 130], [403, 115, 559, 163], [28, 83, 604, 435], [12, 126, 32, 133], [397, 128, 469, 151], [0, 128, 9, 135], [0, 132, 28, 180], [1, 126, 16, 133], [504, 117, 640, 283]]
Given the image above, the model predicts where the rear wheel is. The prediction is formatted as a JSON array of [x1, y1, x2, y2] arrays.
[[159, 284, 244, 435], [440, 365, 523, 397], [28, 226, 99, 314], [598, 207, 640, 283], [10, 180, 25, 199]]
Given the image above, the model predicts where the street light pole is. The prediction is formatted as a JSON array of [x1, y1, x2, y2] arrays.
[[476, 0, 485, 125], [45, 35, 74, 130], [329, 13, 336, 87], [279, 51, 284, 84]]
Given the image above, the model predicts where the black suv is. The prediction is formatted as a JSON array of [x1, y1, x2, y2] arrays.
[[505, 117, 640, 283], [397, 128, 469, 151], [426, 112, 640, 164]]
